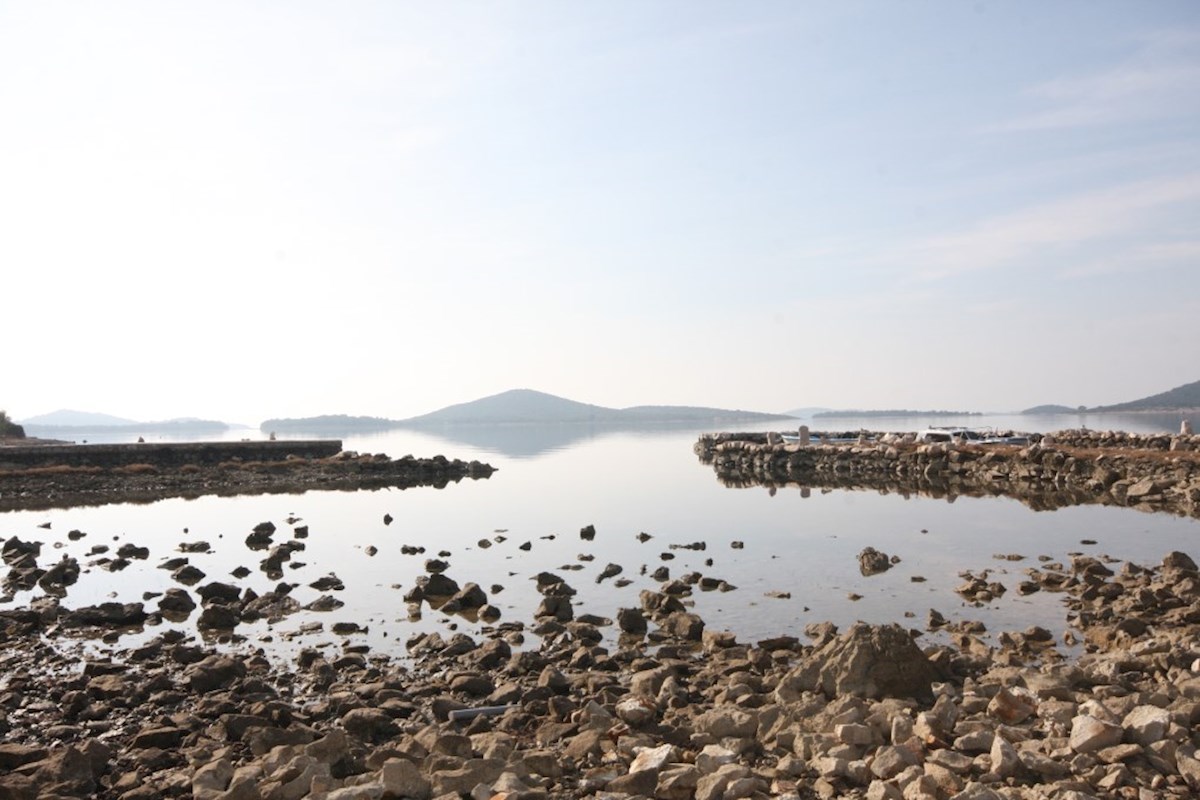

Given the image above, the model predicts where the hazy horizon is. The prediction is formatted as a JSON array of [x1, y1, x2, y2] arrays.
[[3, 3, 1198, 424]]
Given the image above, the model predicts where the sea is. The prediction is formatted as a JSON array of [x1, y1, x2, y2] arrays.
[[4, 411, 1197, 662]]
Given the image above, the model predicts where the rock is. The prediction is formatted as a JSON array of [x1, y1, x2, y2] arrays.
[[430, 758, 504, 797], [693, 707, 757, 739], [615, 695, 658, 727], [696, 744, 738, 774], [989, 734, 1019, 778], [986, 686, 1037, 724], [869, 745, 922, 779], [1122, 705, 1170, 745], [617, 607, 647, 634], [780, 623, 938, 702], [156, 588, 196, 614], [858, 547, 892, 576], [341, 708, 397, 742], [662, 611, 705, 640], [1069, 714, 1124, 753], [197, 604, 240, 630], [446, 582, 488, 610], [694, 763, 753, 800], [185, 655, 247, 693], [62, 602, 147, 628], [192, 757, 234, 799], [596, 563, 623, 583], [131, 725, 188, 749], [381, 758, 431, 800]]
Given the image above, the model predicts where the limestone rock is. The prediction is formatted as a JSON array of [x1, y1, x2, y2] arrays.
[[781, 623, 938, 702]]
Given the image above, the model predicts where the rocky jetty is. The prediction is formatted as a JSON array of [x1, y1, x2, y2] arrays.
[[695, 431, 1200, 518], [0, 444, 495, 511], [2, 541, 1200, 799]]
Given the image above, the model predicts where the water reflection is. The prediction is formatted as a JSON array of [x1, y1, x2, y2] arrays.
[[279, 421, 731, 459], [3, 419, 1198, 664]]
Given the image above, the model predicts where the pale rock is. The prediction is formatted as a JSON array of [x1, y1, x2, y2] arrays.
[[693, 707, 758, 739], [913, 712, 943, 742], [947, 785, 1005, 800], [629, 743, 677, 774], [1070, 715, 1124, 754], [986, 687, 1037, 724], [430, 758, 504, 797], [380, 759, 431, 800], [723, 775, 764, 799], [890, 715, 914, 745], [1122, 705, 1170, 746], [814, 756, 847, 779], [837, 722, 876, 746], [870, 745, 923, 780], [322, 786, 384, 800], [923, 762, 963, 796], [695, 744, 738, 774], [927, 750, 973, 774], [989, 735, 1019, 779], [1018, 750, 1071, 779], [614, 695, 657, 727], [656, 765, 700, 800], [193, 757, 234, 800], [901, 773, 939, 799], [694, 763, 752, 800], [867, 780, 903, 800], [1177, 745, 1200, 790]]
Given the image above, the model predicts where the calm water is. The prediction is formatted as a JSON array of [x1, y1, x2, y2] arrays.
[[3, 413, 1197, 660]]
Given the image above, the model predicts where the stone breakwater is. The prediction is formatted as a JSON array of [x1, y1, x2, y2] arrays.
[[695, 431, 1200, 519], [0, 442, 496, 512], [2, 547, 1200, 799]]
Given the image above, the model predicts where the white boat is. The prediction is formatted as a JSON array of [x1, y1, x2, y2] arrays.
[[916, 427, 1029, 445]]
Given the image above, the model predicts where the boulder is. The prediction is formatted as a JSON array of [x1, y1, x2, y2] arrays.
[[779, 623, 938, 702]]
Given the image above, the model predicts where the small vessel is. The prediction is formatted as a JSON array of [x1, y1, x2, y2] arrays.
[[916, 427, 1029, 445]]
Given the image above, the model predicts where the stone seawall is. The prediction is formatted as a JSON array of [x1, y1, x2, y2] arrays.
[[696, 431, 1200, 518], [0, 440, 344, 469], [0, 442, 495, 512]]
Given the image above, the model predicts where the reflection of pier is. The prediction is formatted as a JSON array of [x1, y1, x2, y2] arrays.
[[696, 431, 1200, 518]]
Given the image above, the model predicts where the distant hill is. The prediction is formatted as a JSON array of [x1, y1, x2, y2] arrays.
[[402, 389, 620, 425], [20, 409, 138, 426], [813, 409, 981, 419], [261, 389, 793, 432], [1021, 404, 1078, 415], [1091, 379, 1200, 412], [262, 414, 396, 433], [784, 406, 835, 418], [401, 389, 793, 426], [20, 410, 231, 435]]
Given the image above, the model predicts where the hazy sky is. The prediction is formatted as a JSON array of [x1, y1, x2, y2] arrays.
[[3, 1, 1198, 424]]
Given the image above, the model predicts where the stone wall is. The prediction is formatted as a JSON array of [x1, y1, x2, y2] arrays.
[[696, 432, 1200, 518], [0, 440, 343, 470]]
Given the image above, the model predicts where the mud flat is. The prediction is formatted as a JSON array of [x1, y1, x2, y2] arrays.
[[0, 441, 495, 511], [695, 430, 1200, 519]]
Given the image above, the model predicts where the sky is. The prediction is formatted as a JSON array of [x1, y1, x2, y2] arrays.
[[2, 1, 1198, 424]]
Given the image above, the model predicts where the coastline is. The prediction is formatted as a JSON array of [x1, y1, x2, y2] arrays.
[[0, 433, 1198, 798], [1, 542, 1197, 799]]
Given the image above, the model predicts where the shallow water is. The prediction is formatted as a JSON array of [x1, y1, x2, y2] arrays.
[[2, 414, 1197, 662]]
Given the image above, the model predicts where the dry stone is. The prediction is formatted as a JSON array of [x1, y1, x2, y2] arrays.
[[781, 623, 938, 702]]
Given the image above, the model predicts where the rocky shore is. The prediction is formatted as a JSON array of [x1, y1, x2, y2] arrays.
[[2, 432, 1198, 800], [695, 430, 1200, 519], [2, 537, 1199, 800], [0, 443, 496, 512]]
